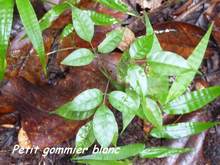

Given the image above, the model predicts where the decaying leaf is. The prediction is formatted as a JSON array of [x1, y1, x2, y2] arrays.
[[131, 21, 217, 59], [6, 30, 55, 84], [118, 27, 135, 51], [1, 61, 107, 148], [137, 0, 162, 11], [153, 22, 217, 59], [161, 110, 211, 165], [18, 127, 32, 149]]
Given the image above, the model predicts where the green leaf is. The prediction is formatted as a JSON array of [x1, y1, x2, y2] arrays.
[[109, 91, 139, 114], [150, 122, 218, 139], [163, 86, 220, 115], [96, 0, 128, 13], [87, 10, 119, 25], [139, 147, 192, 158], [109, 90, 139, 133], [148, 75, 169, 105], [148, 51, 192, 76], [136, 106, 146, 120], [166, 24, 213, 102], [16, 0, 47, 74], [98, 29, 124, 54], [77, 160, 131, 165], [53, 88, 103, 119], [126, 65, 148, 97], [144, 13, 154, 35], [142, 98, 163, 128], [75, 121, 96, 149], [39, 2, 70, 31], [116, 51, 131, 83], [122, 112, 135, 133], [70, 88, 103, 112], [144, 13, 162, 55], [53, 103, 96, 120], [72, 7, 94, 42], [61, 48, 95, 66], [66, 0, 81, 5], [93, 104, 118, 147], [73, 143, 145, 160], [0, 0, 14, 80], [129, 35, 154, 59], [121, 89, 141, 132], [112, 130, 119, 147], [61, 23, 74, 39]]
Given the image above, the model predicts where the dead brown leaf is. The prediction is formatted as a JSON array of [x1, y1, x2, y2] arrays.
[[137, 0, 162, 11]]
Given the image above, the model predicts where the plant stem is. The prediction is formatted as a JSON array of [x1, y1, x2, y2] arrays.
[[46, 47, 75, 56], [103, 79, 110, 104], [89, 42, 97, 55]]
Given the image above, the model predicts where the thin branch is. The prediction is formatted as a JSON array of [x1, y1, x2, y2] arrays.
[[46, 47, 75, 56], [103, 79, 110, 104]]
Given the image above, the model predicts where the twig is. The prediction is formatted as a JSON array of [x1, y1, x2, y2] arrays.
[[174, 0, 208, 21], [46, 47, 75, 56], [103, 79, 110, 104]]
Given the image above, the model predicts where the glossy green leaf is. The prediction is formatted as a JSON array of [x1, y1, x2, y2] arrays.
[[96, 0, 128, 13], [150, 122, 218, 139], [93, 104, 118, 147], [129, 35, 154, 59], [0, 0, 14, 79], [72, 7, 94, 42], [39, 2, 70, 31], [121, 89, 141, 132], [142, 98, 162, 128], [109, 91, 139, 113], [126, 65, 148, 97], [122, 112, 135, 133], [116, 51, 131, 83], [163, 86, 220, 114], [148, 51, 192, 76], [87, 10, 119, 25], [139, 147, 192, 158], [69, 88, 103, 112], [16, 0, 47, 74], [98, 29, 124, 54], [61, 23, 74, 39], [144, 13, 162, 55], [148, 75, 169, 105], [61, 48, 95, 66], [73, 143, 145, 160], [112, 130, 119, 147], [136, 106, 146, 120], [109, 90, 139, 133], [66, 0, 81, 5], [75, 121, 95, 149], [77, 160, 131, 165], [53, 103, 96, 120], [166, 24, 213, 102], [126, 89, 141, 107]]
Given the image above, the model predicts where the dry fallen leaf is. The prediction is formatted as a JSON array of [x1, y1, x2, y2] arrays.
[[137, 0, 162, 10], [161, 110, 210, 165], [153, 22, 217, 59], [18, 127, 32, 149], [1, 63, 107, 149], [118, 27, 135, 51]]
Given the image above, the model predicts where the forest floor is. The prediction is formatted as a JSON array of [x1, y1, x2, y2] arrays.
[[1, 0, 220, 164]]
